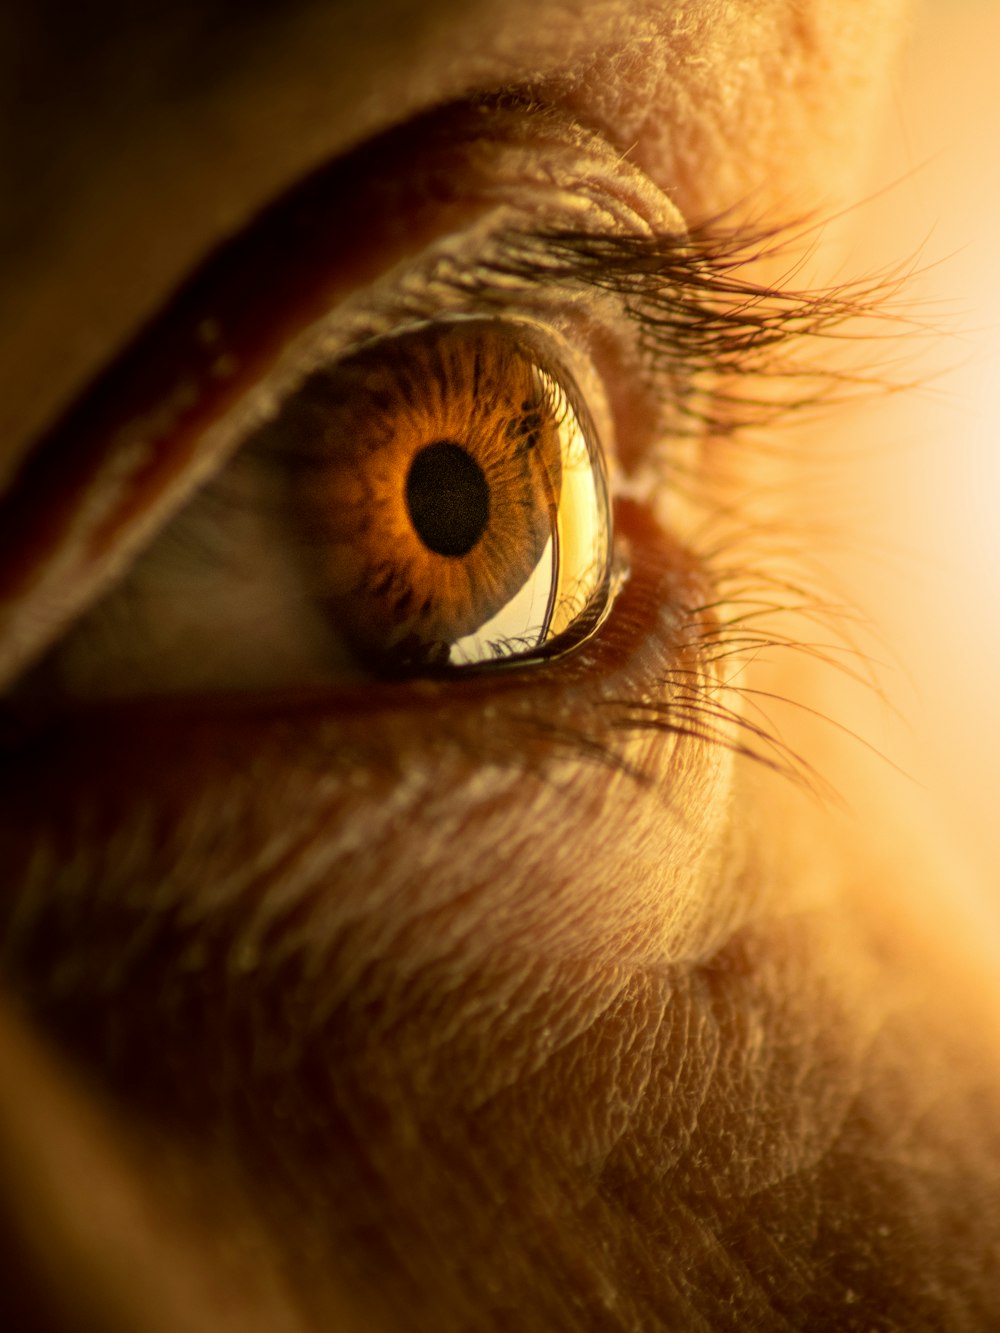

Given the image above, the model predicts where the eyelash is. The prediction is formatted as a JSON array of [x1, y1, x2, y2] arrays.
[[1, 164, 896, 795], [474, 221, 897, 428]]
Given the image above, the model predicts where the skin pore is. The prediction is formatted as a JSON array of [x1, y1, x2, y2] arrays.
[[3, 1, 1000, 1330]]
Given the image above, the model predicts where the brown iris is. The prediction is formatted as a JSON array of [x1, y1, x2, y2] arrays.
[[261, 319, 611, 671]]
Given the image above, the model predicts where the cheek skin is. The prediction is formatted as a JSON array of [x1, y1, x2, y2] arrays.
[[0, 500, 749, 1324]]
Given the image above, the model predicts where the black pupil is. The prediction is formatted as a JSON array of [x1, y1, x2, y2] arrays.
[[405, 440, 490, 558]]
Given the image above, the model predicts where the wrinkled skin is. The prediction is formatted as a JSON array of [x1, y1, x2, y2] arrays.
[[3, 3, 1000, 1331]]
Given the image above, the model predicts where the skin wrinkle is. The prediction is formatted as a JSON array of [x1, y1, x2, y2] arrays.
[[4, 1, 1000, 1330], [13, 720, 993, 1329], [586, 937, 985, 1324], [477, 922, 922, 1327]]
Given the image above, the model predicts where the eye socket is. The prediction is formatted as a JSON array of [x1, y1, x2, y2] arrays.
[[250, 317, 614, 675]]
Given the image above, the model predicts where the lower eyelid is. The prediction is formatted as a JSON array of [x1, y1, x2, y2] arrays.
[[0, 497, 738, 976]]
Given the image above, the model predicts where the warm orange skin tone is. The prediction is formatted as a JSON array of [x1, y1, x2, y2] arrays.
[[3, 3, 1000, 1331]]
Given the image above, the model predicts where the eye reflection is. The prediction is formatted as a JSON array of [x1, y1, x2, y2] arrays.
[[255, 318, 615, 674]]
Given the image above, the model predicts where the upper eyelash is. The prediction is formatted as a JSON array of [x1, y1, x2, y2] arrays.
[[449, 222, 902, 439]]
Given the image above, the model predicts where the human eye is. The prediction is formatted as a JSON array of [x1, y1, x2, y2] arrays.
[[23, 310, 618, 688], [3, 98, 780, 987], [3, 97, 866, 713], [0, 90, 882, 1121]]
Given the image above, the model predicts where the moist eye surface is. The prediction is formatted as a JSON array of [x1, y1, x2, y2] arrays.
[[253, 317, 615, 675]]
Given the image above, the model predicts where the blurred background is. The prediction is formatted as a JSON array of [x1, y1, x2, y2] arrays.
[[798, 0, 1000, 903]]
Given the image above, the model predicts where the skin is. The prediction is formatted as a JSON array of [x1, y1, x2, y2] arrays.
[[3, 1, 1000, 1330]]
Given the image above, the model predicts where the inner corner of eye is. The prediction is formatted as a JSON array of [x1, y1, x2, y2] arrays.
[[254, 316, 618, 680]]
